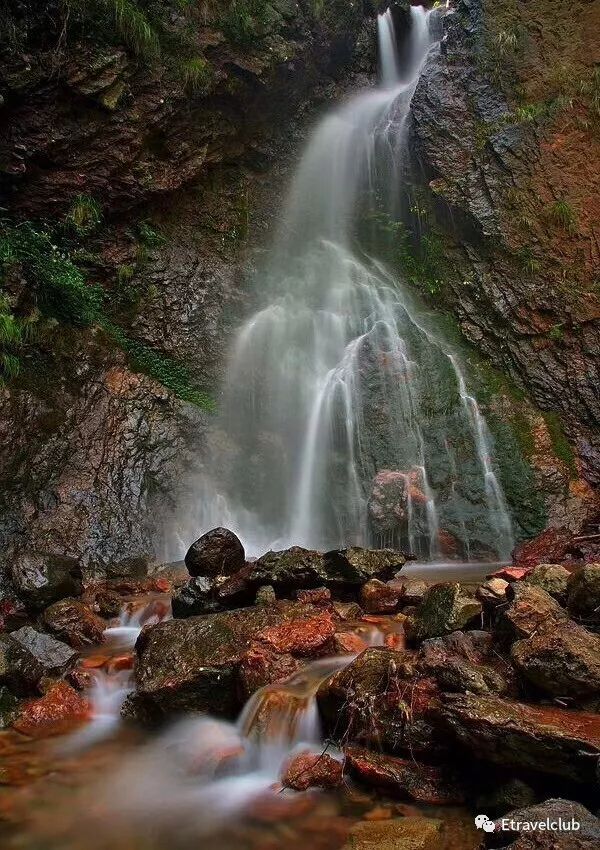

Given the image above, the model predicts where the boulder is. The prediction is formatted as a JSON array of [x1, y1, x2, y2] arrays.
[[10, 551, 83, 610], [184, 527, 245, 578], [333, 631, 369, 655], [237, 645, 301, 699], [42, 598, 106, 647], [132, 603, 324, 720], [342, 817, 443, 850], [396, 579, 428, 606], [418, 631, 508, 696], [409, 583, 482, 641], [523, 563, 571, 603], [359, 579, 403, 614], [171, 576, 222, 618], [0, 626, 78, 694], [344, 746, 464, 804], [511, 528, 574, 569], [317, 648, 444, 757], [282, 751, 343, 791], [567, 564, 600, 627], [477, 577, 509, 607], [475, 778, 537, 817], [256, 613, 336, 656], [497, 584, 568, 641], [296, 587, 332, 607], [333, 601, 363, 620], [92, 589, 123, 618], [494, 799, 600, 848], [13, 680, 89, 738], [511, 621, 600, 698], [106, 555, 151, 580], [431, 693, 600, 783]]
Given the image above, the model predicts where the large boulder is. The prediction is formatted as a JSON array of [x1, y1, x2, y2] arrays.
[[511, 621, 600, 699], [417, 631, 509, 696], [497, 584, 568, 641], [41, 598, 106, 648], [131, 603, 329, 720], [0, 626, 78, 694], [10, 552, 83, 610], [409, 583, 482, 641], [523, 563, 571, 604], [184, 527, 245, 578], [567, 564, 600, 627], [431, 693, 600, 784]]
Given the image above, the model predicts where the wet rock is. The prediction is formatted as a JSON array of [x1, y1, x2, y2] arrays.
[[249, 546, 405, 595], [494, 799, 600, 848], [10, 552, 83, 610], [333, 601, 363, 620], [475, 778, 537, 817], [344, 746, 464, 804], [171, 576, 222, 618], [132, 603, 321, 719], [13, 680, 89, 738], [296, 587, 332, 607], [342, 817, 443, 850], [317, 648, 443, 757], [333, 631, 370, 655], [106, 555, 152, 580], [92, 589, 122, 618], [511, 621, 600, 698], [477, 577, 509, 607], [282, 751, 343, 791], [512, 528, 574, 569], [409, 583, 482, 641], [41, 598, 106, 648], [257, 613, 336, 657], [498, 584, 568, 641], [184, 527, 245, 578], [567, 564, 600, 627], [418, 631, 508, 695], [0, 626, 78, 694], [432, 693, 600, 783], [396, 579, 428, 606], [359, 579, 403, 614], [237, 645, 301, 699], [0, 685, 21, 728], [524, 564, 571, 604]]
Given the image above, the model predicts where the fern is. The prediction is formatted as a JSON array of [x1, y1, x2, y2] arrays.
[[547, 198, 578, 234]]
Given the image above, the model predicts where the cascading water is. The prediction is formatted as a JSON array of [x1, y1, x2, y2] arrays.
[[182, 6, 513, 561]]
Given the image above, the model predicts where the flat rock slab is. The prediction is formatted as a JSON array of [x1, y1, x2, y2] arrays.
[[432, 693, 600, 784]]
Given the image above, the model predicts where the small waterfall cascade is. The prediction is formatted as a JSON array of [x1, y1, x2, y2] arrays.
[[184, 6, 514, 562]]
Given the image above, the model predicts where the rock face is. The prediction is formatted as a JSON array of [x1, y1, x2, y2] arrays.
[[432, 693, 600, 783], [184, 528, 245, 578]]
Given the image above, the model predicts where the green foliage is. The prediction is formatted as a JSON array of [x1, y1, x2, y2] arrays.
[[117, 264, 135, 285], [103, 322, 215, 409], [181, 56, 214, 94], [516, 246, 540, 275], [0, 223, 104, 326], [0, 295, 35, 385], [220, 0, 272, 46], [68, 195, 103, 236], [69, 0, 160, 59], [137, 220, 167, 247], [544, 412, 577, 477], [547, 323, 564, 342], [546, 198, 578, 234]]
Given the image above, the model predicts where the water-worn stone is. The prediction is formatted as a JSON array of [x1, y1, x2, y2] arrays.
[[432, 693, 600, 783], [523, 564, 571, 604], [342, 817, 443, 850], [498, 584, 568, 641], [511, 621, 600, 698], [171, 576, 222, 618], [13, 680, 89, 738], [42, 598, 106, 647], [257, 613, 336, 657], [359, 579, 403, 614], [493, 799, 600, 849], [237, 646, 301, 700], [344, 746, 464, 804], [10, 552, 83, 610], [184, 527, 245, 578], [418, 631, 508, 696], [410, 583, 482, 640], [282, 751, 343, 791], [132, 603, 323, 720], [567, 564, 600, 627], [0, 626, 78, 694]]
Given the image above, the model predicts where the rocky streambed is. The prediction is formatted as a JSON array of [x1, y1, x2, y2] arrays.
[[1, 526, 600, 849]]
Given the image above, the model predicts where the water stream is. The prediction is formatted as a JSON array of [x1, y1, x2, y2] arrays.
[[181, 5, 514, 562]]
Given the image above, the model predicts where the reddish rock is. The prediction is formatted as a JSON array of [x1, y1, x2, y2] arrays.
[[42, 598, 106, 648], [344, 745, 464, 804], [66, 668, 94, 690], [512, 528, 574, 568], [333, 631, 369, 655], [384, 630, 406, 651], [257, 614, 336, 657], [91, 589, 122, 618], [437, 529, 462, 559], [359, 579, 403, 614], [498, 583, 568, 641], [13, 681, 89, 738], [296, 588, 332, 607], [282, 751, 343, 791], [488, 567, 531, 582], [238, 645, 301, 699]]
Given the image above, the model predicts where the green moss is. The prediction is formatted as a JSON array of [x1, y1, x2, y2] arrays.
[[219, 0, 273, 46], [543, 412, 577, 477]]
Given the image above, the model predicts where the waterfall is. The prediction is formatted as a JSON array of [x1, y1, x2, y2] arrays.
[[182, 6, 514, 562]]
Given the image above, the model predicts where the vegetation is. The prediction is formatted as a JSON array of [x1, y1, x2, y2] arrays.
[[68, 195, 103, 236], [0, 296, 35, 386], [67, 0, 160, 59], [181, 57, 214, 94], [220, 0, 272, 46], [544, 411, 577, 477], [546, 198, 578, 234]]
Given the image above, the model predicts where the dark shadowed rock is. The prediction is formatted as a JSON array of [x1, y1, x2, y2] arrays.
[[418, 631, 508, 696], [512, 528, 574, 569], [344, 745, 464, 804], [523, 563, 571, 604], [171, 576, 222, 618], [42, 598, 106, 648], [106, 555, 152, 580], [511, 621, 600, 698], [0, 626, 78, 695], [432, 693, 600, 783], [359, 579, 403, 613], [475, 778, 537, 817], [184, 527, 245, 578], [409, 583, 482, 641], [282, 751, 343, 791], [493, 799, 600, 849], [498, 584, 568, 641], [567, 564, 600, 627], [132, 603, 324, 720], [0, 685, 21, 728], [10, 552, 83, 610]]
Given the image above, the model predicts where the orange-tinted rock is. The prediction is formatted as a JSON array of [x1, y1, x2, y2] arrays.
[[238, 645, 301, 699], [489, 567, 531, 582], [498, 583, 568, 641], [13, 681, 89, 738], [512, 528, 574, 568], [296, 588, 332, 607], [282, 751, 343, 791], [344, 745, 464, 804], [359, 579, 402, 614], [257, 614, 336, 657], [42, 598, 106, 648], [384, 631, 406, 651], [333, 631, 369, 655], [437, 529, 461, 559], [107, 654, 134, 674]]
